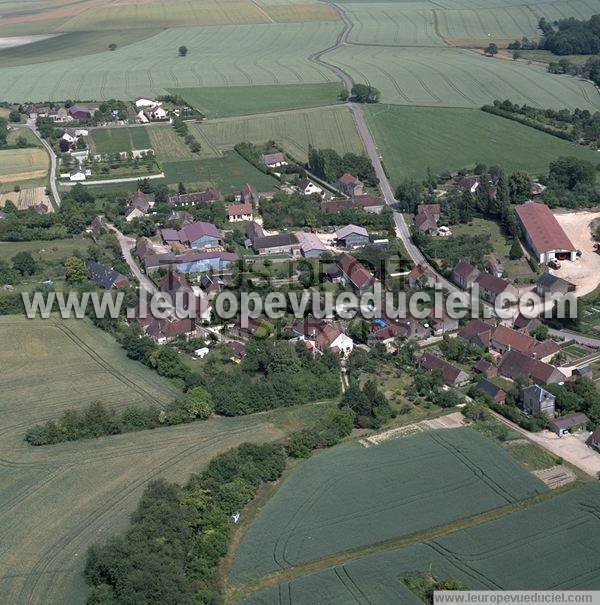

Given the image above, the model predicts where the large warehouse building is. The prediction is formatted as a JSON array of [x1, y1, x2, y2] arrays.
[[515, 202, 577, 263]]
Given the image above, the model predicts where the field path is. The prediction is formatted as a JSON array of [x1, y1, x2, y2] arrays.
[[313, 2, 467, 301]]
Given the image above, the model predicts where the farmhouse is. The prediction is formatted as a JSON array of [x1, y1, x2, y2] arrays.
[[161, 221, 222, 250], [515, 202, 577, 263], [145, 317, 196, 344], [458, 319, 495, 348], [69, 105, 94, 120], [167, 210, 193, 226], [262, 152, 286, 168], [235, 183, 258, 205], [253, 232, 300, 256], [335, 224, 369, 249], [295, 232, 327, 258], [419, 352, 469, 386], [291, 315, 354, 356], [336, 173, 364, 197], [474, 359, 497, 378], [548, 413, 588, 436], [414, 203, 441, 233], [226, 203, 253, 222], [334, 253, 376, 294], [451, 260, 480, 289], [125, 190, 150, 222], [69, 167, 87, 182], [297, 178, 322, 196], [536, 272, 576, 296], [498, 350, 566, 385], [87, 261, 129, 290], [167, 189, 221, 207], [522, 384, 556, 417], [476, 378, 506, 403], [407, 264, 437, 288], [427, 306, 459, 335], [475, 272, 517, 303]]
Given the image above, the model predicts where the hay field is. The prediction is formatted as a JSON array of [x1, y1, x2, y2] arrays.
[[0, 316, 304, 604], [191, 105, 365, 163], [326, 45, 600, 110], [0, 148, 49, 187], [88, 125, 151, 154], [364, 105, 600, 184], [0, 22, 340, 102], [147, 124, 204, 161], [171, 82, 344, 118], [0, 187, 51, 211], [244, 483, 600, 604], [231, 428, 546, 582]]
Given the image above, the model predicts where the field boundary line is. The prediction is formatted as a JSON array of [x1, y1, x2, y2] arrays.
[[226, 484, 577, 603]]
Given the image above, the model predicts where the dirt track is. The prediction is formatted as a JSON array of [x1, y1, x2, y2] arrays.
[[553, 211, 600, 296]]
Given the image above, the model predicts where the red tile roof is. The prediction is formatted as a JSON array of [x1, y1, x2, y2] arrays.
[[226, 203, 252, 217], [420, 352, 466, 384], [337, 253, 375, 291], [491, 324, 535, 354], [475, 272, 511, 296], [515, 203, 575, 254]]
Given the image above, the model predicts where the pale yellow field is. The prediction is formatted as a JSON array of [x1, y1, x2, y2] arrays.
[[0, 148, 49, 184]]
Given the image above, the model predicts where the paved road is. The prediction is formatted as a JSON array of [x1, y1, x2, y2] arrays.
[[312, 3, 467, 302], [26, 119, 61, 207], [549, 328, 600, 348], [106, 222, 158, 294]]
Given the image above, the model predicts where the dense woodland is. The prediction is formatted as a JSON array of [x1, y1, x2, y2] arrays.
[[539, 15, 600, 56]]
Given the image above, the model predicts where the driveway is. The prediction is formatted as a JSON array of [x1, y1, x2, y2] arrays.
[[491, 411, 600, 478], [553, 211, 600, 296]]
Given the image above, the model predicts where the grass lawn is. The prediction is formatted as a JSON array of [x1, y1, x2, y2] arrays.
[[364, 105, 600, 184], [171, 83, 344, 118], [449, 218, 535, 281], [6, 127, 41, 146], [0, 240, 84, 270], [162, 150, 277, 194], [505, 442, 561, 471], [88, 126, 151, 155]]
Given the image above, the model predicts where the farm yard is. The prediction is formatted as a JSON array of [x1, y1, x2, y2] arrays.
[[241, 483, 600, 604], [192, 105, 365, 162], [230, 428, 547, 582], [0, 147, 49, 190], [171, 82, 344, 118], [0, 316, 326, 605], [364, 105, 600, 184]]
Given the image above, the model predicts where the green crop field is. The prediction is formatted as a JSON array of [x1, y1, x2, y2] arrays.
[[192, 105, 365, 163], [0, 22, 340, 102], [364, 105, 600, 184], [231, 428, 546, 582], [162, 150, 278, 193], [147, 124, 206, 161], [171, 82, 344, 118], [0, 30, 161, 68], [243, 483, 600, 604], [326, 46, 600, 110], [0, 315, 329, 604], [339, 0, 600, 46], [88, 125, 151, 155]]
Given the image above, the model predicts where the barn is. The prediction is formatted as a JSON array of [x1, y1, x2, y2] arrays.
[[515, 202, 577, 263]]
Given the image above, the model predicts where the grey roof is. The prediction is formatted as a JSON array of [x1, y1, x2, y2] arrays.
[[522, 384, 554, 402], [336, 224, 368, 240], [537, 272, 575, 292], [477, 378, 505, 399], [549, 413, 588, 431], [254, 232, 299, 250], [87, 261, 127, 289]]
